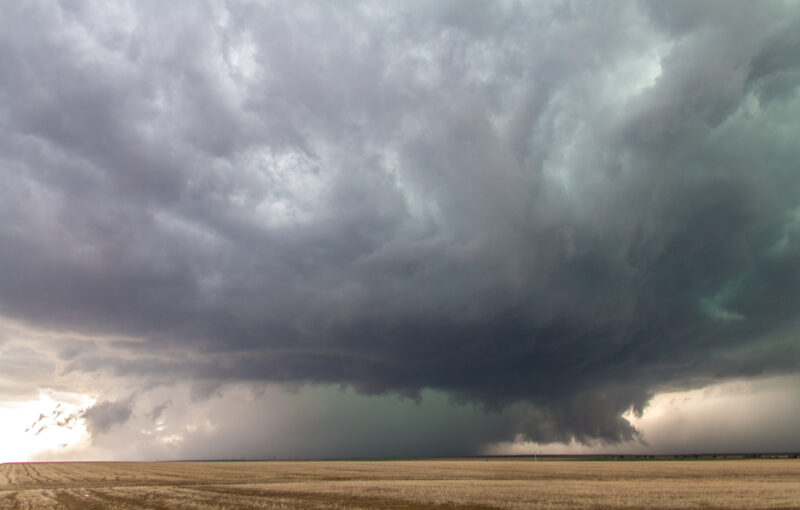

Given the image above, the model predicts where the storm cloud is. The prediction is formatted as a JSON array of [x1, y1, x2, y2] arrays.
[[2, 0, 800, 452], [82, 397, 134, 435]]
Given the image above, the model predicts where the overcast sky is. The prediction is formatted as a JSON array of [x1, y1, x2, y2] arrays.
[[1, 0, 800, 461]]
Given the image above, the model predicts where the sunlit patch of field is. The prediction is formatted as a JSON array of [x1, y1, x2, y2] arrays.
[[2, 459, 799, 509]]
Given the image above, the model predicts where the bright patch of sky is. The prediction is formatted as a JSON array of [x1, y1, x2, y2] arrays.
[[0, 392, 94, 462]]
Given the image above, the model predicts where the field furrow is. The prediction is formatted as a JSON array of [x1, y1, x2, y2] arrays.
[[1, 459, 799, 509]]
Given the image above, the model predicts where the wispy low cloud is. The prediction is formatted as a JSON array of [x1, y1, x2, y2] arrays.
[[1, 0, 799, 455], [82, 397, 134, 436]]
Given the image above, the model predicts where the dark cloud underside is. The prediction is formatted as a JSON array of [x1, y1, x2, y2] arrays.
[[1, 0, 800, 446]]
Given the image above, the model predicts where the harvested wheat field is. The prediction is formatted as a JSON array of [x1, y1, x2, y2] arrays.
[[1, 458, 799, 509]]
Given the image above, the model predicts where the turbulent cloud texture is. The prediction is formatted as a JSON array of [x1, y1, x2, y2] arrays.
[[2, 0, 800, 452], [82, 397, 133, 435]]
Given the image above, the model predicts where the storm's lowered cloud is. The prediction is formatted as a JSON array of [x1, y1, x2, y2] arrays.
[[82, 398, 133, 435], [2, 0, 800, 453]]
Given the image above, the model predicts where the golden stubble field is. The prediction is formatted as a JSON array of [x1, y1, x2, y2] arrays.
[[1, 458, 799, 509]]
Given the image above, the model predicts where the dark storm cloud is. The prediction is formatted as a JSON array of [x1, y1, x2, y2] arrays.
[[2, 0, 800, 447], [147, 400, 171, 422], [82, 398, 133, 435]]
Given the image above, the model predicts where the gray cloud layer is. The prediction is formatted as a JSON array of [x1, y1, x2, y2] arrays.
[[82, 397, 133, 435], [2, 0, 800, 448]]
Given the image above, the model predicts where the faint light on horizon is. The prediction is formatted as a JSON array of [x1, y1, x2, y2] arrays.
[[0, 391, 94, 462]]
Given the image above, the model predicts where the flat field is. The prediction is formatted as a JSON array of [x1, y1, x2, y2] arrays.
[[2, 458, 799, 509]]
